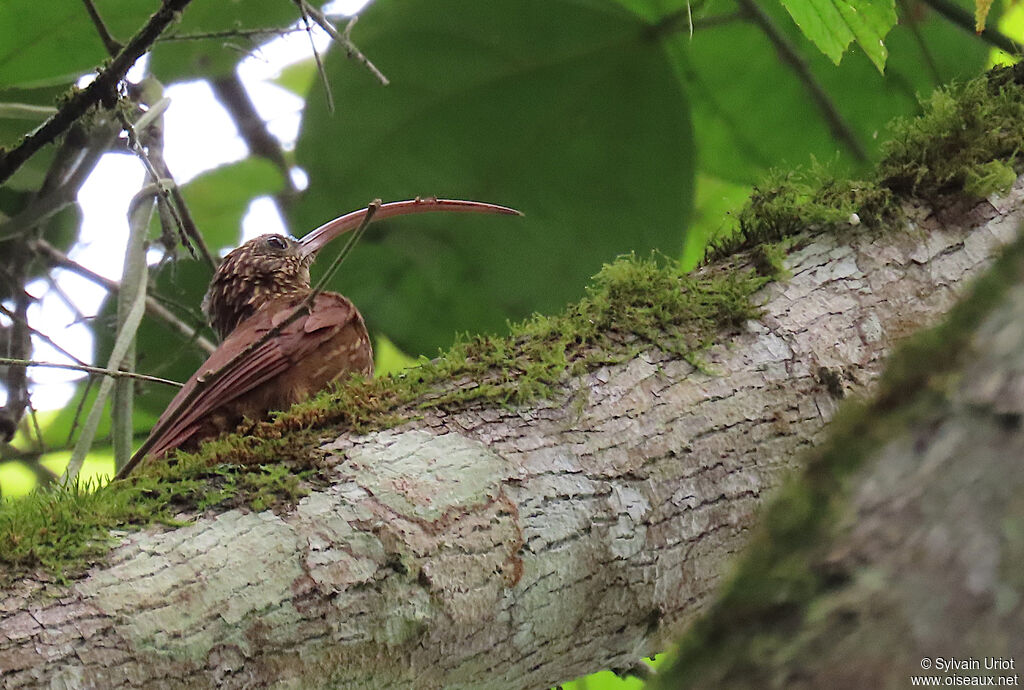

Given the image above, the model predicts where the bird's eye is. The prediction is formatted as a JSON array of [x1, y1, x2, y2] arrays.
[[265, 235, 288, 250]]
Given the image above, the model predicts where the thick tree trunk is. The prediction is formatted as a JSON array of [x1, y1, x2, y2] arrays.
[[2, 183, 1022, 688], [658, 203, 1024, 690]]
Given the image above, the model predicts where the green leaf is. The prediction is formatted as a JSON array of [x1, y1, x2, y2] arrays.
[[780, 0, 897, 72], [668, 0, 991, 184], [179, 158, 285, 252], [0, 1, 152, 88], [290, 0, 694, 355]]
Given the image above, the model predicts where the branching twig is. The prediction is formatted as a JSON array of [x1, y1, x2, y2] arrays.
[[158, 26, 303, 42], [30, 238, 217, 355], [298, 4, 390, 86], [295, 1, 335, 113], [0, 115, 121, 243], [116, 200, 381, 479], [119, 99, 218, 271], [0, 0, 196, 186], [0, 361, 178, 391], [735, 0, 867, 163], [81, 0, 123, 56], [0, 302, 89, 368]]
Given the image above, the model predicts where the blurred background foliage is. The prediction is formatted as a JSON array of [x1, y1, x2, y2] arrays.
[[0, 0, 1019, 686]]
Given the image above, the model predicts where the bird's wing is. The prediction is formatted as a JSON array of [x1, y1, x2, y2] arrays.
[[128, 294, 360, 469]]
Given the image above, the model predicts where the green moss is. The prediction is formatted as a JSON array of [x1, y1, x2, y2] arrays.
[[656, 224, 1024, 690], [0, 453, 310, 586], [878, 67, 1024, 198], [218, 254, 767, 463], [705, 169, 897, 262], [0, 254, 768, 584], [706, 63, 1024, 264]]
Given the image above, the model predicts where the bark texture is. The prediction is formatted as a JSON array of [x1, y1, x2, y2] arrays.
[[2, 182, 1023, 688], [660, 209, 1024, 690]]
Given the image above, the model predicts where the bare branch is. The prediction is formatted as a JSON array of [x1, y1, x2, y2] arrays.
[[29, 239, 217, 356], [921, 0, 1023, 55], [298, 3, 390, 86], [80, 0, 123, 56], [0, 357, 181, 388], [119, 99, 218, 271], [0, 0, 196, 186]]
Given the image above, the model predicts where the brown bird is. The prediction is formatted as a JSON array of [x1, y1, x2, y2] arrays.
[[116, 198, 520, 479]]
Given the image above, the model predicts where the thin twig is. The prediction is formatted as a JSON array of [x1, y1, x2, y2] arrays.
[[119, 103, 218, 271], [921, 0, 1023, 55], [298, 4, 390, 86], [116, 200, 381, 479], [0, 358, 181, 387], [27, 400, 47, 454], [30, 238, 218, 355], [735, 0, 867, 163], [295, 1, 335, 113], [0, 116, 121, 242], [0, 302, 89, 368], [65, 376, 96, 447], [898, 0, 942, 86], [80, 0, 123, 56], [0, 0, 196, 186], [159, 26, 302, 42]]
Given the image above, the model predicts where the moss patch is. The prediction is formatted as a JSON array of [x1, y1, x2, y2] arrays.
[[0, 455, 310, 586], [706, 62, 1024, 264], [655, 217, 1024, 690], [0, 255, 767, 584]]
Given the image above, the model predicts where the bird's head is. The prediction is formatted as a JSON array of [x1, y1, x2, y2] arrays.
[[202, 232, 314, 341]]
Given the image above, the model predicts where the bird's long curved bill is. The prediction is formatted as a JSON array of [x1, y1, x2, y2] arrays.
[[299, 198, 522, 257]]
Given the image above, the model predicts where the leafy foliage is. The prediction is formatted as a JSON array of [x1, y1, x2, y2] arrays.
[[780, 0, 897, 72], [290, 0, 695, 355]]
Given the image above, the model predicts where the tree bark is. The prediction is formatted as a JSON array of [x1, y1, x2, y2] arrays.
[[2, 182, 1022, 688], [658, 202, 1024, 690]]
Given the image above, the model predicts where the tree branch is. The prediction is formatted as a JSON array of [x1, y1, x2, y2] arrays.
[[29, 238, 217, 355], [921, 0, 1023, 56], [0, 357, 181, 388], [0, 0, 195, 186], [2, 173, 1021, 687]]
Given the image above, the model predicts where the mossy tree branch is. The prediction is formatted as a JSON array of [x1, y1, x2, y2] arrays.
[[1, 170, 1022, 686]]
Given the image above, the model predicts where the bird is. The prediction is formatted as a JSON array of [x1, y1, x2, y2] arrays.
[[115, 198, 520, 479]]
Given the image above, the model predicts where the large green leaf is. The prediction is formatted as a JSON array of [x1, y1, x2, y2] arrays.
[[290, 0, 694, 355], [670, 0, 991, 185], [780, 0, 897, 72], [0, 0, 329, 89], [0, 1, 151, 88]]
